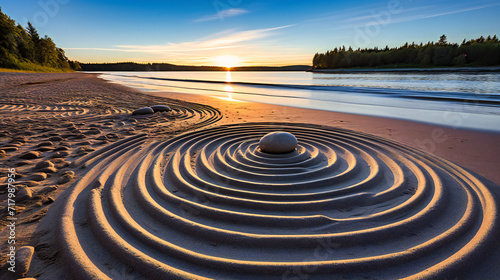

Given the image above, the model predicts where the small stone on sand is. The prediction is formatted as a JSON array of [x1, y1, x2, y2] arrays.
[[151, 105, 172, 112], [132, 107, 154, 115], [259, 131, 298, 154]]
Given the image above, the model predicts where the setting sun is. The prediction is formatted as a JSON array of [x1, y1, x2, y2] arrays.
[[213, 55, 241, 68]]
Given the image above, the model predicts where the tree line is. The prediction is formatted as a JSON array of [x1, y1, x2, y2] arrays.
[[0, 7, 81, 71], [313, 35, 500, 69], [80, 62, 310, 71]]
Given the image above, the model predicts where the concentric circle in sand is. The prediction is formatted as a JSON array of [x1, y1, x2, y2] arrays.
[[57, 123, 498, 279]]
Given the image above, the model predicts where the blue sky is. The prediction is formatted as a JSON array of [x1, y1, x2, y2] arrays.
[[1, 0, 499, 66]]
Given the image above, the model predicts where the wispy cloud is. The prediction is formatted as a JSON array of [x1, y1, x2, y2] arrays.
[[195, 8, 249, 22], [112, 25, 294, 53], [324, 2, 500, 31], [63, 25, 304, 65]]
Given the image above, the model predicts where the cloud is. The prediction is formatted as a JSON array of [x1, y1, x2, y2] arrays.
[[63, 25, 305, 65], [107, 25, 294, 53], [195, 8, 249, 22], [323, 2, 500, 31]]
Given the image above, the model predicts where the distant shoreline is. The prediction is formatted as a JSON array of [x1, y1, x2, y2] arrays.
[[79, 62, 311, 72], [310, 66, 500, 73]]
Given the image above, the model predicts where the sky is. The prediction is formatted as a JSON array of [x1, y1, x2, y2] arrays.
[[1, 0, 499, 66]]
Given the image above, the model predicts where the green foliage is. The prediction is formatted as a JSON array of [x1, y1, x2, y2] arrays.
[[0, 7, 80, 72], [313, 35, 500, 69]]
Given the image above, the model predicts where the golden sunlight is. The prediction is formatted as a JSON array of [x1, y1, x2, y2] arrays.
[[214, 55, 241, 68]]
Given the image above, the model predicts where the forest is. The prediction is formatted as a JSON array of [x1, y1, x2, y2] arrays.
[[80, 62, 310, 71], [0, 7, 80, 72], [313, 35, 500, 69]]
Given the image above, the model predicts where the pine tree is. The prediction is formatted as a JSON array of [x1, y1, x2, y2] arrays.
[[438, 34, 447, 45]]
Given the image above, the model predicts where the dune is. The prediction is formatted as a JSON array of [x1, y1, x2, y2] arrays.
[[0, 72, 499, 279]]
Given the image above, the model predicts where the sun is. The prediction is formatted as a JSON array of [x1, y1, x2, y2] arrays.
[[213, 55, 241, 68]]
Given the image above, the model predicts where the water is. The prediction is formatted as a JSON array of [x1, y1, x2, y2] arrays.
[[98, 71, 500, 132]]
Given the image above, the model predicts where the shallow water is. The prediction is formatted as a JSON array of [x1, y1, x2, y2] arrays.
[[98, 71, 500, 132]]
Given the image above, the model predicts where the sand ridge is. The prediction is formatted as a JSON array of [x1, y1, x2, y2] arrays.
[[52, 122, 497, 279], [0, 73, 499, 279], [0, 72, 221, 279]]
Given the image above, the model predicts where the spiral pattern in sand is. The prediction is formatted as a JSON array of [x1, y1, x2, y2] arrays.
[[58, 123, 498, 280]]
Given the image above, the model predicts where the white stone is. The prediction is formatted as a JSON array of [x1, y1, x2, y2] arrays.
[[259, 131, 298, 154]]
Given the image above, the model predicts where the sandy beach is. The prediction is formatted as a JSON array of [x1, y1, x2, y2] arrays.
[[1, 72, 499, 279]]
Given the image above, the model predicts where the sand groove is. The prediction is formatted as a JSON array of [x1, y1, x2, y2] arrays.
[[57, 123, 497, 279]]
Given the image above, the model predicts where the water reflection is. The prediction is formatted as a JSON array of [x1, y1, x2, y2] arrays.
[[222, 71, 234, 101], [224, 85, 234, 100]]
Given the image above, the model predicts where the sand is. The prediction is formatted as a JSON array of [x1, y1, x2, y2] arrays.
[[0, 72, 499, 279]]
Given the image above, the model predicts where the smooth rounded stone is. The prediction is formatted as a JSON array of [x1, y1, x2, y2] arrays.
[[35, 160, 55, 170], [15, 246, 34, 277], [151, 105, 172, 112], [96, 135, 108, 140], [132, 107, 154, 115], [30, 172, 47, 181], [259, 131, 298, 154], [20, 151, 41, 159]]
